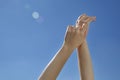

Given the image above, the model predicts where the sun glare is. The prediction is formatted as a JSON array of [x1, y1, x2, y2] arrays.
[[32, 11, 40, 19]]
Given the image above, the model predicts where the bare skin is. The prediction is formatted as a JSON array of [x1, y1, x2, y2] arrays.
[[38, 14, 96, 80], [39, 25, 87, 80], [76, 14, 96, 80]]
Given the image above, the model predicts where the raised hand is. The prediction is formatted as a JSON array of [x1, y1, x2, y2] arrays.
[[64, 24, 89, 49], [76, 14, 96, 80], [76, 14, 96, 37]]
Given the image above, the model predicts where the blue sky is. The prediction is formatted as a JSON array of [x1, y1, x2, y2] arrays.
[[0, 0, 120, 80]]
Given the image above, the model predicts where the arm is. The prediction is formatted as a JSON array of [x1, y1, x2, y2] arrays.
[[77, 41, 94, 80], [39, 44, 74, 80], [76, 14, 96, 80], [38, 25, 86, 80]]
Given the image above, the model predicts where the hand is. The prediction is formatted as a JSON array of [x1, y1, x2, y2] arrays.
[[63, 25, 88, 49], [76, 14, 96, 38]]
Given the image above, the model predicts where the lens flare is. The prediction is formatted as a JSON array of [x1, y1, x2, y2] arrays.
[[32, 11, 40, 19]]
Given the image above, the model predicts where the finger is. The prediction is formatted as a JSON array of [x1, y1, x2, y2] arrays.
[[68, 25, 73, 32], [72, 26, 76, 32], [76, 14, 86, 25], [91, 16, 96, 21], [84, 16, 96, 23], [83, 22, 90, 38], [67, 25, 71, 32], [65, 26, 71, 40], [65, 26, 70, 36], [70, 25, 75, 32], [82, 16, 96, 31], [79, 14, 95, 22], [66, 26, 69, 31], [82, 23, 88, 32], [78, 14, 86, 20], [76, 17, 88, 29], [76, 15, 90, 29], [81, 22, 89, 33]]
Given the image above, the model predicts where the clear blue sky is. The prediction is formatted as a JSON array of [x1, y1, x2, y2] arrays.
[[0, 0, 120, 80]]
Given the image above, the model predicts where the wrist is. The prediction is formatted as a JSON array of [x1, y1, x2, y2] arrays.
[[81, 40, 87, 46], [62, 43, 75, 51], [78, 40, 87, 49]]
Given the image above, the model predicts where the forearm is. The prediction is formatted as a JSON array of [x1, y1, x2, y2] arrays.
[[39, 44, 74, 80], [77, 40, 94, 80]]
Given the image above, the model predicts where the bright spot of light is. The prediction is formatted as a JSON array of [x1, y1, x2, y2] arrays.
[[32, 11, 40, 19]]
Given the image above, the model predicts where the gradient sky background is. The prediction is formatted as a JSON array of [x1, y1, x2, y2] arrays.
[[0, 0, 120, 80]]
